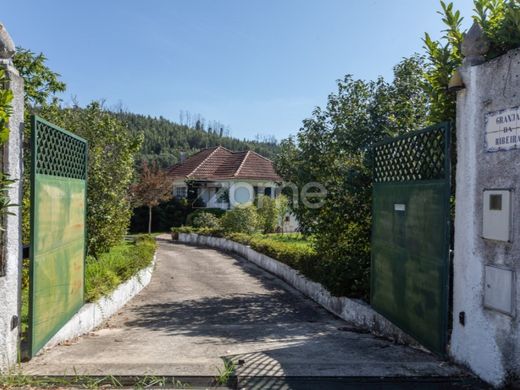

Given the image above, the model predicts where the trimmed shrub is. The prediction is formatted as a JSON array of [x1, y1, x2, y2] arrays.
[[220, 205, 259, 234], [186, 208, 226, 226], [192, 211, 222, 229], [256, 195, 278, 233]]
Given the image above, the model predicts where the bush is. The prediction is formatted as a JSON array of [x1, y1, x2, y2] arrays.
[[131, 197, 193, 233], [186, 208, 226, 226], [192, 211, 222, 229], [37, 103, 142, 257], [256, 195, 278, 233], [227, 232, 315, 268], [171, 225, 224, 237], [220, 205, 259, 234], [84, 235, 156, 302]]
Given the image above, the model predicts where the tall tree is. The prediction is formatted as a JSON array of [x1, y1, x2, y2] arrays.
[[274, 55, 430, 298], [424, 0, 520, 125], [13, 47, 67, 245], [13, 47, 66, 108], [113, 111, 279, 168], [130, 161, 174, 233], [40, 102, 143, 256]]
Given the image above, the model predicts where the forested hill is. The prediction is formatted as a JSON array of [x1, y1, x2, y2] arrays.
[[114, 112, 279, 167]]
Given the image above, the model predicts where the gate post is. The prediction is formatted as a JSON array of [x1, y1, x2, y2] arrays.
[[451, 24, 520, 387], [0, 24, 23, 371]]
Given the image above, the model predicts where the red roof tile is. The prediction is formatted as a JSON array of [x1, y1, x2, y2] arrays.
[[169, 146, 281, 181]]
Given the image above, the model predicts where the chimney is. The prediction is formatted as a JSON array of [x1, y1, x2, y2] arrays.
[[180, 152, 186, 164]]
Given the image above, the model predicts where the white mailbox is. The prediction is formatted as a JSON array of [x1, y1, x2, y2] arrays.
[[484, 265, 514, 315], [482, 189, 512, 242]]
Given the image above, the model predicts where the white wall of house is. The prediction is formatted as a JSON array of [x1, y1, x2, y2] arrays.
[[173, 179, 299, 231], [281, 212, 299, 233], [173, 179, 279, 210]]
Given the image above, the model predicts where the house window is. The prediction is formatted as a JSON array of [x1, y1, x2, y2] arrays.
[[175, 186, 187, 198], [264, 187, 272, 197], [217, 188, 229, 203]]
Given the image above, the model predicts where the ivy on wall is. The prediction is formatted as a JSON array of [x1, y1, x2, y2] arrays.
[[0, 69, 12, 145], [0, 67, 14, 275], [0, 68, 15, 220]]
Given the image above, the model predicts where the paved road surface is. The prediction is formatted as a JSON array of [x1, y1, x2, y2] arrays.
[[23, 236, 480, 387]]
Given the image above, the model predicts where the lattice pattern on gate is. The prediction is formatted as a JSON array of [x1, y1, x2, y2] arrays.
[[34, 119, 87, 179], [373, 125, 448, 183]]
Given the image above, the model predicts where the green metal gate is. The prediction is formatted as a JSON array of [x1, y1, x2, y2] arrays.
[[28, 115, 88, 357], [371, 123, 451, 355]]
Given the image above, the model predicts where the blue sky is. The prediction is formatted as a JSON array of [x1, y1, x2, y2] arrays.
[[3, 0, 474, 140]]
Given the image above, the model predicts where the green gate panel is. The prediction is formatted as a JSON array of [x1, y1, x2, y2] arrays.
[[371, 123, 450, 355], [29, 116, 87, 357]]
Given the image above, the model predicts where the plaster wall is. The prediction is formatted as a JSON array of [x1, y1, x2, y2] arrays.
[[451, 48, 520, 386], [0, 63, 23, 371]]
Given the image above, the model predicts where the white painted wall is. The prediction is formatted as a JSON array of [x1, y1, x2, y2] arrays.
[[451, 48, 520, 387], [0, 57, 23, 371]]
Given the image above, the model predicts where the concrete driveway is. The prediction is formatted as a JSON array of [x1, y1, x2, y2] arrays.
[[23, 236, 479, 387]]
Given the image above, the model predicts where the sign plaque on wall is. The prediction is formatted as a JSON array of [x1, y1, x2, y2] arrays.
[[485, 107, 520, 152]]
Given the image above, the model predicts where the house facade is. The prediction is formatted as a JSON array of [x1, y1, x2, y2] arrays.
[[170, 146, 298, 231]]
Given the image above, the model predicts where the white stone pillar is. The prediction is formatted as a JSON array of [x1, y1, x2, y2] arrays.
[[451, 42, 520, 386], [0, 23, 23, 371]]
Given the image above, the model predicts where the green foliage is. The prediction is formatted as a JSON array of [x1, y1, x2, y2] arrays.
[[0, 69, 15, 236], [424, 0, 520, 124], [12, 47, 66, 107], [226, 233, 315, 267], [85, 235, 156, 302], [256, 195, 289, 234], [473, 0, 520, 58], [0, 69, 13, 145], [215, 360, 236, 386], [423, 1, 464, 124], [255, 195, 278, 233], [185, 207, 226, 226], [191, 211, 222, 229], [14, 47, 69, 246], [172, 225, 224, 237], [274, 56, 430, 298], [0, 173, 17, 227], [131, 197, 193, 233], [220, 205, 259, 234], [39, 103, 142, 257], [114, 111, 280, 168]]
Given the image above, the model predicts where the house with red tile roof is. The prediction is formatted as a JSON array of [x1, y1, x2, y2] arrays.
[[169, 146, 285, 210]]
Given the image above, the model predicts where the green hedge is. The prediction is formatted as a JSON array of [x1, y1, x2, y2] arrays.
[[225, 233, 316, 270], [185, 208, 226, 226], [85, 235, 156, 302]]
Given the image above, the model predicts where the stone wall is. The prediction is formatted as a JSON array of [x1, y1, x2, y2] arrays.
[[0, 24, 23, 371], [451, 47, 520, 386]]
